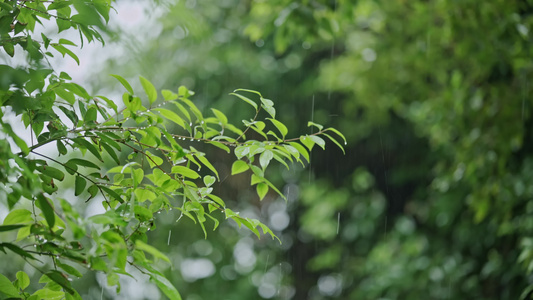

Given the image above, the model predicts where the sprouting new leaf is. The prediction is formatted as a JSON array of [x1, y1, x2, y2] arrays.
[[140, 76, 157, 105], [231, 160, 249, 175]]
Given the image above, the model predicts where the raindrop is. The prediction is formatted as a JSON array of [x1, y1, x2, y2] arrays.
[[169, 208, 173, 211], [168, 230, 172, 246], [344, 141, 347, 145], [147, 228, 151, 231], [336, 212, 340, 235], [189, 122, 193, 127], [157, 211, 161, 214], [197, 167, 201, 171], [264, 254, 270, 274]]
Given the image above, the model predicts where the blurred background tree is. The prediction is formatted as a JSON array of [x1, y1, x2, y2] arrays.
[[83, 0, 533, 299]]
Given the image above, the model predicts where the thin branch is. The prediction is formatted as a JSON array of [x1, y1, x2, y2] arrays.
[[30, 150, 111, 205]]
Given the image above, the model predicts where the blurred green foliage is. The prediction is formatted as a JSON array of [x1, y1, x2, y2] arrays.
[[85, 0, 533, 299]]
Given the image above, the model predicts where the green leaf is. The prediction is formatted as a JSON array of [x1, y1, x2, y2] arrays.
[[64, 83, 91, 99], [267, 118, 288, 138], [171, 166, 200, 179], [140, 76, 157, 105], [231, 160, 249, 175], [101, 142, 120, 165], [203, 175, 216, 187], [325, 127, 347, 146], [196, 154, 219, 180], [150, 271, 182, 300], [56, 262, 82, 278], [15, 271, 30, 290], [322, 133, 345, 154], [67, 158, 99, 169], [1, 243, 36, 260], [289, 142, 309, 162], [84, 107, 97, 124], [300, 135, 315, 151], [161, 89, 178, 101], [154, 108, 185, 129], [234, 146, 249, 159], [135, 240, 171, 263], [133, 168, 144, 186], [259, 150, 273, 170], [256, 183, 268, 200], [208, 141, 230, 153], [309, 135, 326, 150], [57, 140, 68, 155], [0, 224, 26, 232], [307, 121, 324, 131], [87, 184, 99, 198], [58, 38, 77, 46], [111, 74, 134, 94], [0, 2, 13, 11], [134, 205, 152, 221], [37, 165, 65, 181], [0, 273, 20, 297], [51, 44, 80, 65], [205, 214, 220, 230], [74, 176, 86, 196], [3, 209, 33, 225], [261, 98, 276, 118], [36, 194, 55, 228], [233, 88, 262, 97], [44, 271, 75, 295], [3, 42, 14, 57], [74, 138, 103, 161], [211, 108, 228, 125], [56, 88, 76, 105], [230, 93, 258, 110]]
